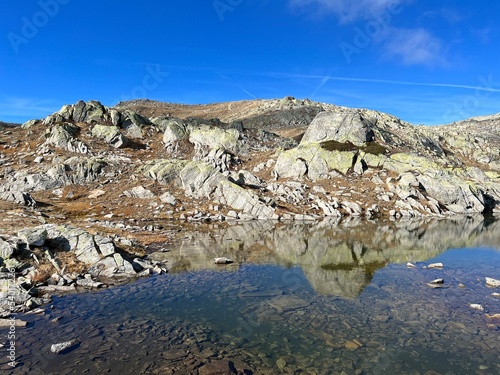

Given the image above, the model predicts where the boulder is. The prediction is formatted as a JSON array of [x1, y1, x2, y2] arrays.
[[228, 170, 263, 188], [43, 100, 108, 125], [275, 143, 356, 180], [0, 239, 15, 260], [17, 227, 47, 247], [120, 110, 151, 139], [140, 159, 188, 184], [91, 124, 128, 148], [42, 225, 103, 265], [301, 111, 375, 146], [159, 192, 177, 206], [162, 119, 189, 145], [189, 125, 240, 154], [180, 161, 277, 220], [43, 123, 88, 154], [416, 174, 485, 213], [124, 186, 155, 199]]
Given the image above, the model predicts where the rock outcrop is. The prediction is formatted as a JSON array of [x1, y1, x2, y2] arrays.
[[1, 96, 500, 221]]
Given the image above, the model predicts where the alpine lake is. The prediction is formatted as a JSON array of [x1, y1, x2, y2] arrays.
[[5, 216, 500, 375]]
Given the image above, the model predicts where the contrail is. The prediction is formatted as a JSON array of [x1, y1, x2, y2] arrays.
[[265, 72, 500, 93]]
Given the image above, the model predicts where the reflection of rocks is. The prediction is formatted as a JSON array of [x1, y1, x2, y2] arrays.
[[156, 216, 500, 298]]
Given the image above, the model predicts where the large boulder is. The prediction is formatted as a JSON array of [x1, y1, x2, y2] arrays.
[[180, 161, 277, 219], [43, 100, 109, 125], [140, 159, 188, 185], [42, 123, 88, 154], [120, 110, 151, 139], [42, 224, 116, 265], [91, 124, 128, 148], [416, 174, 485, 213], [189, 125, 240, 154], [301, 111, 375, 146], [162, 119, 189, 146], [275, 143, 356, 180]]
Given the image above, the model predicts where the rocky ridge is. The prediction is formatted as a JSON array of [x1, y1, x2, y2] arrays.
[[1, 96, 500, 311]]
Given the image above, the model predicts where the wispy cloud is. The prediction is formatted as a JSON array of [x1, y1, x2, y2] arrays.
[[382, 27, 446, 66], [0, 97, 58, 122], [288, 0, 448, 66], [288, 0, 410, 23]]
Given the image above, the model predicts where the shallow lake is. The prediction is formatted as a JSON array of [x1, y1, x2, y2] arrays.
[[5, 216, 500, 374]]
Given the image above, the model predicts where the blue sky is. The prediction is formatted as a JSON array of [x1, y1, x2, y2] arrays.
[[1, 0, 500, 125]]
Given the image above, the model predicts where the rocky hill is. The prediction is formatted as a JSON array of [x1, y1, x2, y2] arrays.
[[1, 96, 500, 313]]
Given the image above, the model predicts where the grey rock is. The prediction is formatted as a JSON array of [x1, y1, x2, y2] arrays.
[[180, 161, 277, 220], [140, 159, 188, 184], [0, 239, 15, 260], [162, 118, 189, 146], [416, 174, 484, 213], [228, 170, 263, 188], [94, 235, 115, 257], [91, 124, 128, 148], [17, 227, 47, 247], [42, 225, 102, 264], [50, 339, 79, 354], [121, 110, 150, 139], [189, 125, 240, 154], [124, 186, 155, 199], [301, 111, 375, 146], [42, 123, 88, 154], [159, 191, 177, 206]]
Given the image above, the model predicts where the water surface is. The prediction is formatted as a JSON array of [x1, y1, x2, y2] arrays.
[[4, 216, 500, 375]]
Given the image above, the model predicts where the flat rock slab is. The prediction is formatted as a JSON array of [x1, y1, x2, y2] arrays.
[[198, 360, 237, 375], [0, 319, 27, 327], [268, 295, 310, 313], [162, 349, 188, 361]]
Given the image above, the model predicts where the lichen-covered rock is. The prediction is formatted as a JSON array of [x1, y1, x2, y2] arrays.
[[275, 143, 356, 180], [301, 111, 375, 146], [42, 123, 88, 154], [163, 119, 189, 146], [140, 159, 188, 184], [416, 174, 484, 213], [0, 239, 15, 260], [120, 110, 151, 139], [91, 124, 128, 148], [189, 125, 240, 154]]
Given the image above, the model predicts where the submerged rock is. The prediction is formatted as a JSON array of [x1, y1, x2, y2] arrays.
[[50, 339, 79, 354]]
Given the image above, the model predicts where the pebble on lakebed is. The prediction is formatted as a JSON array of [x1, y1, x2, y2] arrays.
[[469, 304, 484, 312], [426, 263, 444, 269], [485, 277, 500, 287]]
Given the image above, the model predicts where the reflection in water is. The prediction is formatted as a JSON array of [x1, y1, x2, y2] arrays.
[[4, 216, 500, 375], [152, 215, 500, 298]]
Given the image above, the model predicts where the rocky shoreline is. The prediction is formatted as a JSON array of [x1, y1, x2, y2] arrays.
[[1, 96, 500, 314]]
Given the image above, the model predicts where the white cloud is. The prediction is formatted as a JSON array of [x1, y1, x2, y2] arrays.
[[382, 28, 445, 66], [289, 0, 449, 66], [288, 0, 410, 23]]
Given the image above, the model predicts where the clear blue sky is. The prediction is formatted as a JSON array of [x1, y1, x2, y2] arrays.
[[1, 0, 500, 125]]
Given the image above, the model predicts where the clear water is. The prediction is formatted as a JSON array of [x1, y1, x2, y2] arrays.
[[4, 217, 500, 374]]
